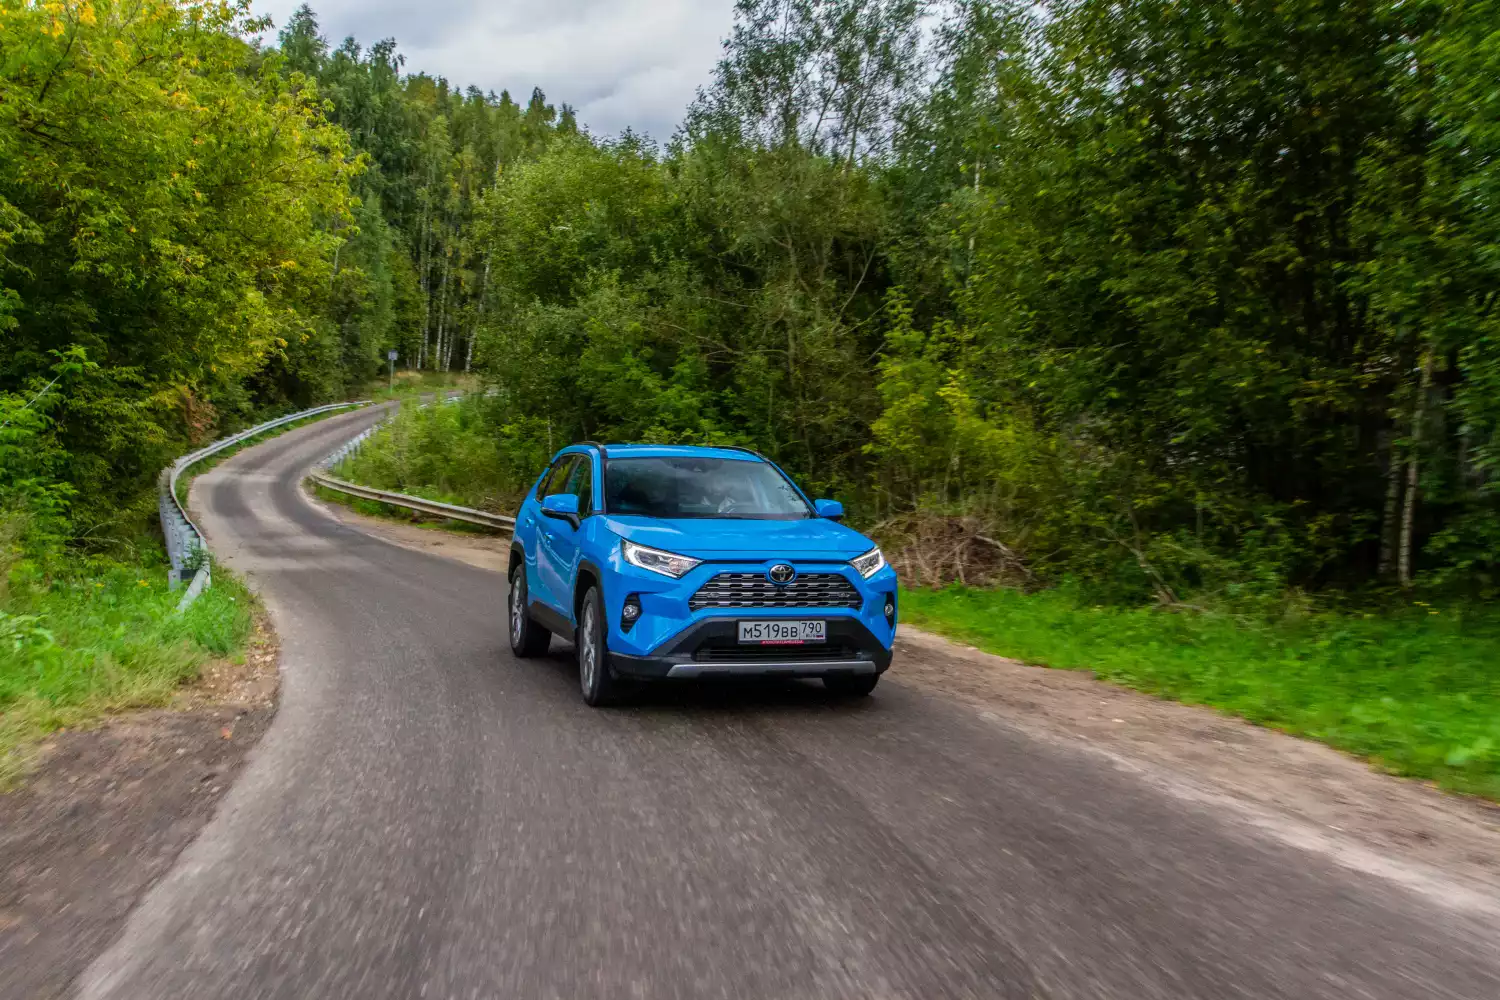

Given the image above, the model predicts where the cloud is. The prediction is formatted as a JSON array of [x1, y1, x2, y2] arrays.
[[251, 0, 735, 140]]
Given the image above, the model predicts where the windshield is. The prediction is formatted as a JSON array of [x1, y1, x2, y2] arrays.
[[604, 457, 812, 520]]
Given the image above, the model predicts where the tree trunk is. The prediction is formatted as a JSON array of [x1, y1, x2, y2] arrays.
[[968, 159, 982, 258], [1398, 350, 1436, 588], [1378, 428, 1401, 579], [434, 243, 450, 373], [466, 256, 490, 373], [417, 183, 432, 371]]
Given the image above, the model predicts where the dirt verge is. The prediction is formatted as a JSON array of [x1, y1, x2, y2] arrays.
[[893, 627, 1500, 915], [0, 614, 279, 1000], [323, 498, 1500, 915]]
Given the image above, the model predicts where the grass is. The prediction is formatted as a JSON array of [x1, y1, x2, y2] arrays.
[[363, 369, 478, 403], [330, 394, 537, 516], [901, 585, 1500, 800], [0, 555, 255, 785]]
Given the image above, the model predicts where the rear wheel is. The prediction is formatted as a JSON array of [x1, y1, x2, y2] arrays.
[[823, 673, 879, 697], [577, 586, 623, 707], [508, 565, 551, 658]]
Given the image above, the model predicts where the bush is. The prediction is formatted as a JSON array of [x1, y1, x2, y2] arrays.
[[336, 395, 550, 513]]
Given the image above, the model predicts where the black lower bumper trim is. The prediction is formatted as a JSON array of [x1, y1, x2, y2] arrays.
[[609, 616, 893, 680]]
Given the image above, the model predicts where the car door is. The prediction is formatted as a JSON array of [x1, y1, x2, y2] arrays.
[[527, 455, 576, 613], [536, 454, 593, 619]]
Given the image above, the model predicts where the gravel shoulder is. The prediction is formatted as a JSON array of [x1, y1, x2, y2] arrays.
[[322, 496, 1500, 916], [0, 614, 279, 1000], [893, 628, 1500, 915]]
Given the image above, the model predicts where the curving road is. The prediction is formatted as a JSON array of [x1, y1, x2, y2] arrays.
[[77, 408, 1499, 999]]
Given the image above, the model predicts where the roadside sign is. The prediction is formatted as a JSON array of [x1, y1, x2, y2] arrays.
[[387, 350, 398, 361]]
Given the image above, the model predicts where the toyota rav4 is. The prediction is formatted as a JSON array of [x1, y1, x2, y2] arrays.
[[507, 444, 898, 705]]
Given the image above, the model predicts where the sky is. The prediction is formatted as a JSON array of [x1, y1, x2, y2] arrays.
[[251, 0, 739, 142]]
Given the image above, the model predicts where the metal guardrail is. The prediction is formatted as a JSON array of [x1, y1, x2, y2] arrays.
[[160, 402, 370, 609], [309, 404, 516, 532], [307, 472, 517, 531]]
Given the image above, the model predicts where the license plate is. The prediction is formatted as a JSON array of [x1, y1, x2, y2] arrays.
[[737, 620, 826, 644]]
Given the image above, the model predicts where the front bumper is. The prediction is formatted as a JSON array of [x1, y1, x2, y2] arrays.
[[609, 616, 893, 680]]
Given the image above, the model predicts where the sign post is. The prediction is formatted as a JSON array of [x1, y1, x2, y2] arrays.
[[387, 349, 398, 391]]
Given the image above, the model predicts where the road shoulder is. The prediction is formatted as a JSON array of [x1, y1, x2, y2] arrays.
[[893, 625, 1500, 913], [0, 614, 279, 1000]]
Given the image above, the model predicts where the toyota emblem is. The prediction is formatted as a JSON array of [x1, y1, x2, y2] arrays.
[[768, 564, 796, 585]]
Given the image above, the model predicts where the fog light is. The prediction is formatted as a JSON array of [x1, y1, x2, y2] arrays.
[[883, 595, 896, 628], [621, 594, 642, 632]]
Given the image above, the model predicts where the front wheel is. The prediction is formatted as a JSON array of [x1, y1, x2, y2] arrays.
[[823, 673, 879, 697], [577, 586, 624, 707], [508, 565, 551, 658]]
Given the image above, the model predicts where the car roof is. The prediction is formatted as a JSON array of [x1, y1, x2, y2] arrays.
[[567, 443, 763, 462]]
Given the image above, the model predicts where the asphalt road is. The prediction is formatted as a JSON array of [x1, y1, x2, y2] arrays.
[[78, 408, 1500, 999]]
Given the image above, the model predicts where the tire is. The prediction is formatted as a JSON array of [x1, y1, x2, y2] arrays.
[[823, 673, 879, 697], [508, 564, 552, 658], [576, 585, 623, 707]]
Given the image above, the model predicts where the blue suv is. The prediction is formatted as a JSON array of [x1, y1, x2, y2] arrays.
[[507, 444, 898, 705]]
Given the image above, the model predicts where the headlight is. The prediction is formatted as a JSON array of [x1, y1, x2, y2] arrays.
[[851, 547, 886, 578], [621, 539, 702, 578]]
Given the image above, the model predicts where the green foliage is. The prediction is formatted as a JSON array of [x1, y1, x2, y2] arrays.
[[336, 396, 548, 513], [690, 0, 927, 162], [902, 586, 1500, 799], [468, 134, 892, 500], [318, 0, 1500, 604], [0, 554, 254, 784], [873, 0, 1500, 597], [0, 0, 362, 527], [272, 6, 576, 381]]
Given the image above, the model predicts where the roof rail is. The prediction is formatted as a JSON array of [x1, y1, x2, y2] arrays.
[[711, 444, 767, 460]]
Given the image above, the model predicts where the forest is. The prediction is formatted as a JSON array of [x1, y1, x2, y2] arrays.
[[5, 1, 1500, 782], [6, 0, 1500, 588], [332, 0, 1500, 605]]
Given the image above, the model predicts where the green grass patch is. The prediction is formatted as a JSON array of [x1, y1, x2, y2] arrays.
[[362, 370, 477, 403], [0, 557, 254, 786], [901, 585, 1500, 800]]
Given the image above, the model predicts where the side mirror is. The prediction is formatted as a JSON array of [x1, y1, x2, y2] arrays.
[[814, 499, 845, 521], [541, 493, 581, 528]]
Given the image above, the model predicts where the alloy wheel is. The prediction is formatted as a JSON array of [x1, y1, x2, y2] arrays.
[[509, 575, 524, 640], [579, 602, 598, 694]]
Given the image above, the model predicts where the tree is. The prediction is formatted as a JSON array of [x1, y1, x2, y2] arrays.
[[0, 0, 359, 523], [690, 0, 927, 164]]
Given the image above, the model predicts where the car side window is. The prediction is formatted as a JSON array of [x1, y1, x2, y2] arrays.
[[563, 455, 594, 515], [537, 456, 576, 500]]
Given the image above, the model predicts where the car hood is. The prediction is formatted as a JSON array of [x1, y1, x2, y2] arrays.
[[601, 515, 874, 561]]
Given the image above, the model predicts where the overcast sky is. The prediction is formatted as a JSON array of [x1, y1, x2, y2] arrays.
[[251, 0, 737, 141]]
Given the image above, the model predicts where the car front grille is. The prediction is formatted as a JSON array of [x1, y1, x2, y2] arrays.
[[688, 572, 862, 611]]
